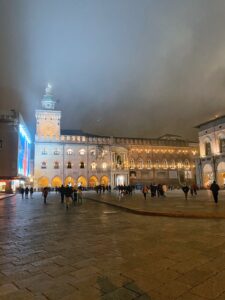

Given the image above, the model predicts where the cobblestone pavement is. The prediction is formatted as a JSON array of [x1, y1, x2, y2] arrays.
[[1, 193, 225, 299], [87, 190, 225, 219]]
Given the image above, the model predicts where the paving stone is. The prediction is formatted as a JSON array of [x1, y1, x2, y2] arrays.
[[191, 269, 225, 299], [0, 283, 18, 296], [101, 287, 138, 300]]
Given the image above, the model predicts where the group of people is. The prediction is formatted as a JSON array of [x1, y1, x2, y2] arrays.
[[142, 184, 166, 199], [94, 185, 111, 194], [58, 185, 83, 210], [181, 183, 198, 200], [20, 187, 34, 199]]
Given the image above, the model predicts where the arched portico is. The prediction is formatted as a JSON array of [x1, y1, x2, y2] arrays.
[[217, 162, 225, 186], [202, 164, 213, 187], [38, 176, 49, 188], [77, 176, 87, 187], [51, 176, 62, 188], [64, 176, 75, 187], [89, 176, 98, 187], [100, 176, 109, 186]]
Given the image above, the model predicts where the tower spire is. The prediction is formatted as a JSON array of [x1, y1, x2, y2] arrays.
[[41, 83, 56, 110]]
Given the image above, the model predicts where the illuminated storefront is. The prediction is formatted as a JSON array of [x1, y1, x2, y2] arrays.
[[0, 111, 31, 193]]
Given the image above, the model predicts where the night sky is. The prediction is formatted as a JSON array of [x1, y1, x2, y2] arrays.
[[1, 0, 225, 141]]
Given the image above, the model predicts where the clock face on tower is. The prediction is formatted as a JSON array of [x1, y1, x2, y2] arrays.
[[38, 121, 58, 137]]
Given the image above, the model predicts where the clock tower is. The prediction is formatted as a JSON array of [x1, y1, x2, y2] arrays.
[[35, 84, 61, 139]]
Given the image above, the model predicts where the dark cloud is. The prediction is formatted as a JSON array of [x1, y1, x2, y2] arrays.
[[1, 0, 225, 140]]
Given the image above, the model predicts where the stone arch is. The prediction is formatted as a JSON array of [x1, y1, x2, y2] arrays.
[[51, 176, 62, 188], [64, 176, 75, 186], [89, 176, 98, 187], [100, 176, 109, 186], [77, 176, 87, 187], [38, 176, 49, 188]]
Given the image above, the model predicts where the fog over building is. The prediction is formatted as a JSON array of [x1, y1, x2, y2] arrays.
[[34, 86, 198, 189]]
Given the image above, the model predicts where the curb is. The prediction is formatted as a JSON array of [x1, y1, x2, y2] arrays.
[[86, 196, 225, 220], [0, 194, 15, 200]]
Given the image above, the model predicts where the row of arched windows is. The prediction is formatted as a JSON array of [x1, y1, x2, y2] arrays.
[[129, 159, 191, 169], [41, 161, 108, 170]]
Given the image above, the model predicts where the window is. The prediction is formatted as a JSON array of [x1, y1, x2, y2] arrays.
[[102, 162, 107, 169], [54, 161, 59, 169], [91, 162, 97, 170], [90, 149, 96, 156], [219, 139, 225, 153], [79, 149, 85, 155], [67, 148, 73, 155], [170, 160, 176, 169], [137, 158, 144, 169], [147, 160, 152, 169], [130, 159, 135, 169], [205, 142, 211, 156], [67, 162, 72, 169], [155, 160, 159, 169], [177, 161, 183, 169], [42, 149, 47, 155], [162, 159, 168, 169], [41, 162, 47, 169], [184, 159, 190, 169], [80, 161, 84, 169], [54, 149, 60, 155]]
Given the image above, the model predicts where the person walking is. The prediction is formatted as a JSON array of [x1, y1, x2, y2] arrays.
[[59, 185, 65, 203], [182, 184, 189, 200], [20, 187, 25, 199], [30, 187, 34, 199], [142, 185, 148, 200], [73, 187, 78, 205], [210, 181, 220, 203], [77, 187, 83, 203], [25, 187, 29, 199], [65, 186, 73, 210], [42, 187, 48, 204]]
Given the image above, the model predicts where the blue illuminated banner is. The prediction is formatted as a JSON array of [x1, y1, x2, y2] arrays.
[[18, 124, 31, 177]]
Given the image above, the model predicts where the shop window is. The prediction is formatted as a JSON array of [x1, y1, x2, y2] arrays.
[[67, 162, 72, 169], [80, 161, 84, 169]]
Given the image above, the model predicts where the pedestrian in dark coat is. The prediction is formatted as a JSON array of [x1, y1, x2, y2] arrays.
[[25, 187, 29, 199], [43, 187, 48, 204], [210, 181, 220, 203], [59, 185, 65, 203], [20, 187, 25, 199], [182, 185, 189, 200], [30, 187, 34, 198]]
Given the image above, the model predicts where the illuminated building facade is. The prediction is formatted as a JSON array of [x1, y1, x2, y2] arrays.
[[34, 86, 198, 189], [0, 110, 31, 192], [196, 116, 225, 187]]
